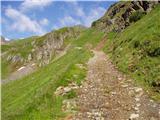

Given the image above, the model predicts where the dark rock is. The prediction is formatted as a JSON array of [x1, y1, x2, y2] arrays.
[[91, 1, 159, 33]]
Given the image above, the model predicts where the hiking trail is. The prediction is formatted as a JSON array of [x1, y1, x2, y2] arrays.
[[69, 38, 160, 120]]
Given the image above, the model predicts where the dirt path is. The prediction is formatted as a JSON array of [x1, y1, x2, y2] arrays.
[[71, 50, 160, 120]]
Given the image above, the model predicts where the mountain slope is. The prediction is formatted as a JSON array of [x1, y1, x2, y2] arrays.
[[92, 1, 159, 33], [103, 5, 160, 99], [2, 29, 104, 120], [1, 26, 85, 80]]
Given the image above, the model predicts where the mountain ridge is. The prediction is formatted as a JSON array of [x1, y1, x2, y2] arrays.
[[92, 1, 159, 33]]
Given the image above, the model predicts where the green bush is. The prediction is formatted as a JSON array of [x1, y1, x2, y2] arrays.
[[129, 11, 146, 23]]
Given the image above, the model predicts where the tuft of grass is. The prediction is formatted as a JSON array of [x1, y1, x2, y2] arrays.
[[103, 5, 160, 100]]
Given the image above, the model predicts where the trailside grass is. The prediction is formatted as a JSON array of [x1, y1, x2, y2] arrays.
[[104, 5, 160, 100], [2, 28, 104, 120]]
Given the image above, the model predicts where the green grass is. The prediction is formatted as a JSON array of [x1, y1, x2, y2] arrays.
[[1, 26, 85, 80], [1, 59, 11, 79], [1, 37, 36, 79], [3, 37, 36, 58], [2, 28, 104, 120], [103, 5, 160, 100]]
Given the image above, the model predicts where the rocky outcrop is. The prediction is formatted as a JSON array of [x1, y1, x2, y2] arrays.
[[32, 26, 85, 66], [92, 1, 159, 33], [2, 26, 85, 67]]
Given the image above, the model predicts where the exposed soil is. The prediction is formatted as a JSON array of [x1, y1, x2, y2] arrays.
[[68, 40, 160, 120]]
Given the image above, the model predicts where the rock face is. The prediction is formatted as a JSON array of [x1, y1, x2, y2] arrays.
[[91, 1, 159, 33], [33, 26, 84, 66], [2, 26, 85, 67]]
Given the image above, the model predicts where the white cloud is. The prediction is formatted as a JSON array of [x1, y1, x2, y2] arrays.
[[52, 5, 106, 29], [60, 16, 81, 26], [52, 15, 81, 30], [5, 7, 45, 34], [67, 2, 106, 27], [40, 18, 49, 26], [84, 7, 106, 27], [20, 0, 53, 12], [71, 1, 85, 17]]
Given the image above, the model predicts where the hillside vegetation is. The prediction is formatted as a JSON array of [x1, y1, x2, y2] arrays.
[[1, 1, 160, 120], [103, 5, 160, 99], [92, 1, 159, 33], [1, 26, 85, 79], [2, 29, 104, 120]]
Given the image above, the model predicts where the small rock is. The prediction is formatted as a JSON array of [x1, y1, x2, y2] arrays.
[[134, 87, 143, 93], [127, 79, 132, 82], [129, 113, 139, 120], [54, 83, 79, 96], [17, 66, 25, 71], [118, 77, 122, 80], [64, 87, 72, 93], [150, 99, 154, 103], [134, 107, 139, 111], [54, 86, 64, 95], [135, 92, 143, 97], [136, 103, 141, 107], [111, 91, 116, 95], [128, 90, 135, 97], [104, 102, 110, 108], [135, 98, 140, 102], [121, 84, 128, 88], [31, 63, 35, 66]]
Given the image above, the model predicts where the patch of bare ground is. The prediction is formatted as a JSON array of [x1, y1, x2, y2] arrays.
[[67, 38, 160, 120]]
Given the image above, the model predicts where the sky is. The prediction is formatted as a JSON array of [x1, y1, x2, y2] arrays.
[[1, 0, 117, 40]]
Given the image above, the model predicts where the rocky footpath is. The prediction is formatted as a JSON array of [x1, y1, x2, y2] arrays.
[[92, 1, 159, 33], [69, 50, 160, 120]]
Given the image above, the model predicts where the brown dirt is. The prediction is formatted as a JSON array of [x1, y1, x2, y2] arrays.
[[69, 40, 160, 120]]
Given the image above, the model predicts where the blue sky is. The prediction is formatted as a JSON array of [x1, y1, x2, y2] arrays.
[[1, 0, 117, 40]]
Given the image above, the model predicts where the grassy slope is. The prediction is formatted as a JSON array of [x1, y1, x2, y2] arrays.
[[104, 5, 160, 99], [2, 29, 104, 120], [1, 27, 83, 79], [1, 37, 36, 79]]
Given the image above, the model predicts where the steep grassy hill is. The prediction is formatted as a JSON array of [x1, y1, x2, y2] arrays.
[[2, 29, 104, 120], [2, 1, 160, 120], [92, 1, 159, 33], [1, 26, 85, 79], [103, 5, 160, 99]]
